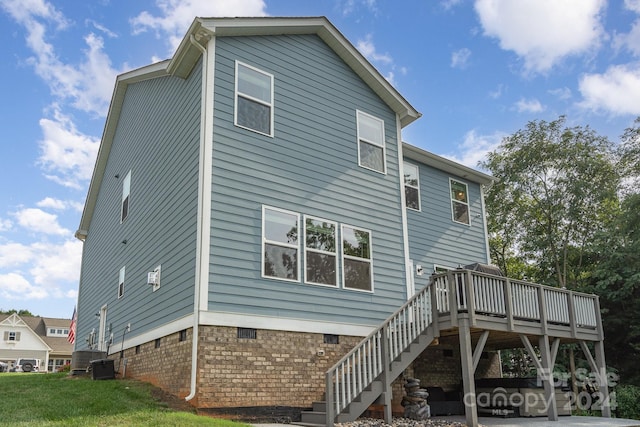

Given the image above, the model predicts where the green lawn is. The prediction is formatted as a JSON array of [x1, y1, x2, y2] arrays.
[[0, 372, 251, 427]]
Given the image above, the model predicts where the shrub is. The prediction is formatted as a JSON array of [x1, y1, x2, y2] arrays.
[[614, 384, 640, 420]]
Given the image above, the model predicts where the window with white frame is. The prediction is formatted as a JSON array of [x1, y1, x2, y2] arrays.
[[341, 225, 373, 291], [121, 171, 131, 223], [357, 110, 386, 173], [450, 179, 470, 225], [262, 206, 299, 281], [235, 61, 274, 136], [404, 162, 420, 210], [118, 266, 125, 298], [304, 216, 338, 287]]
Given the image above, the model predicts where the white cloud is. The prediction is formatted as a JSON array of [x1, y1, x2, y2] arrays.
[[0, 243, 32, 268], [30, 240, 82, 286], [548, 87, 572, 101], [613, 2, 640, 57], [2, 0, 126, 117], [38, 107, 100, 189], [131, 0, 268, 53], [86, 19, 118, 38], [474, 0, 606, 73], [442, 129, 506, 169], [36, 197, 66, 210], [13, 208, 69, 236], [489, 84, 505, 99], [0, 218, 12, 233], [515, 98, 545, 113], [441, 0, 463, 11], [0, 272, 48, 300], [578, 64, 640, 116], [451, 48, 471, 69], [357, 34, 393, 65]]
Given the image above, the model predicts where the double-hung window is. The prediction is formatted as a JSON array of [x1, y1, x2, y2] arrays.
[[341, 225, 373, 291], [450, 179, 470, 225], [118, 266, 125, 299], [262, 206, 299, 281], [357, 110, 386, 173], [121, 171, 131, 223], [404, 162, 420, 210], [304, 216, 338, 287], [235, 61, 274, 136]]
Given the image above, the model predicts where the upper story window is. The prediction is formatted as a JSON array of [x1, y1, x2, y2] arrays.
[[235, 61, 274, 137], [262, 206, 299, 281], [304, 216, 338, 287], [121, 171, 131, 223], [5, 331, 19, 341], [357, 110, 386, 173], [450, 179, 470, 225], [47, 328, 69, 337], [342, 225, 373, 292], [118, 266, 125, 299], [404, 162, 420, 211]]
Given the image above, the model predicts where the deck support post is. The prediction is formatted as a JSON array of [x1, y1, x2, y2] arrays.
[[380, 324, 393, 424], [579, 340, 611, 418], [538, 335, 558, 421], [458, 318, 478, 427]]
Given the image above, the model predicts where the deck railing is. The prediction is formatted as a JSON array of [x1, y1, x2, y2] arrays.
[[324, 269, 601, 424], [434, 269, 600, 330], [325, 282, 433, 424]]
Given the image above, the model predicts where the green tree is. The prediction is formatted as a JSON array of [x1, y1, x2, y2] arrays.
[[481, 116, 619, 289], [587, 194, 640, 385], [0, 309, 37, 317]]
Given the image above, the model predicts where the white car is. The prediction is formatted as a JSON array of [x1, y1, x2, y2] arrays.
[[14, 358, 40, 372]]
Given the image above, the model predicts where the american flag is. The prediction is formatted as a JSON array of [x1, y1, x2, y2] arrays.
[[67, 307, 77, 344]]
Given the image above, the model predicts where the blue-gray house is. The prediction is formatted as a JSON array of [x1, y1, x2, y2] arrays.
[[74, 17, 609, 427]]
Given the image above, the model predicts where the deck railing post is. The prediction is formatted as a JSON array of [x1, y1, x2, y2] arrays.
[[447, 270, 458, 327], [503, 277, 514, 331], [567, 291, 578, 338], [326, 370, 335, 427], [537, 284, 548, 335], [429, 279, 440, 338], [465, 270, 476, 327], [594, 295, 604, 341]]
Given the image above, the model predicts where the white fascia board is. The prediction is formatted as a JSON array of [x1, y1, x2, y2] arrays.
[[402, 142, 495, 186]]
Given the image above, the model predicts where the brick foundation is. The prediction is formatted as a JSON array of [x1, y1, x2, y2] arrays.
[[114, 326, 502, 420]]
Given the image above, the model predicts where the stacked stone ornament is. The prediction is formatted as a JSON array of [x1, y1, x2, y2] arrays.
[[401, 377, 430, 420]]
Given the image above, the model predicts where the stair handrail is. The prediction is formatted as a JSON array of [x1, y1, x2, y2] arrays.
[[325, 278, 435, 425]]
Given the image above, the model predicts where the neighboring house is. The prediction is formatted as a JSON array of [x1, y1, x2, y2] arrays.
[[0, 314, 73, 372], [74, 17, 608, 426]]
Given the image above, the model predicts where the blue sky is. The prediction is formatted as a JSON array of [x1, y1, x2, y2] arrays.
[[1, 0, 639, 319]]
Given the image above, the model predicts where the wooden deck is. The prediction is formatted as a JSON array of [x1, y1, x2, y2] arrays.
[[313, 269, 610, 427]]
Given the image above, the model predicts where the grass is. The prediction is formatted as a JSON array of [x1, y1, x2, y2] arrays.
[[0, 372, 252, 427]]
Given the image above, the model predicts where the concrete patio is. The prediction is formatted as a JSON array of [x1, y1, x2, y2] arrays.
[[434, 415, 640, 426]]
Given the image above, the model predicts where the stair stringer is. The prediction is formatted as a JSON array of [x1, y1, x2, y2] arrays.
[[337, 326, 437, 423]]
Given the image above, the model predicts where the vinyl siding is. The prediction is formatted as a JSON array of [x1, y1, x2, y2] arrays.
[[406, 160, 489, 291], [76, 64, 202, 347], [207, 34, 406, 326]]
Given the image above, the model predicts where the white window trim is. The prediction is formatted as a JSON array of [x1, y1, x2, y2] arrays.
[[118, 266, 125, 299], [404, 161, 421, 211], [356, 110, 386, 174], [234, 61, 274, 137], [303, 215, 339, 288], [261, 205, 300, 283], [121, 170, 131, 223], [449, 178, 471, 226], [340, 224, 374, 293]]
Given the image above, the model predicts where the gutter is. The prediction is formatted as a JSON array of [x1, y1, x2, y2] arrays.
[[185, 31, 214, 402]]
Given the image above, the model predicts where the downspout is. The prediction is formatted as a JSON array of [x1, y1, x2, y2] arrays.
[[396, 116, 413, 300], [185, 32, 215, 402]]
